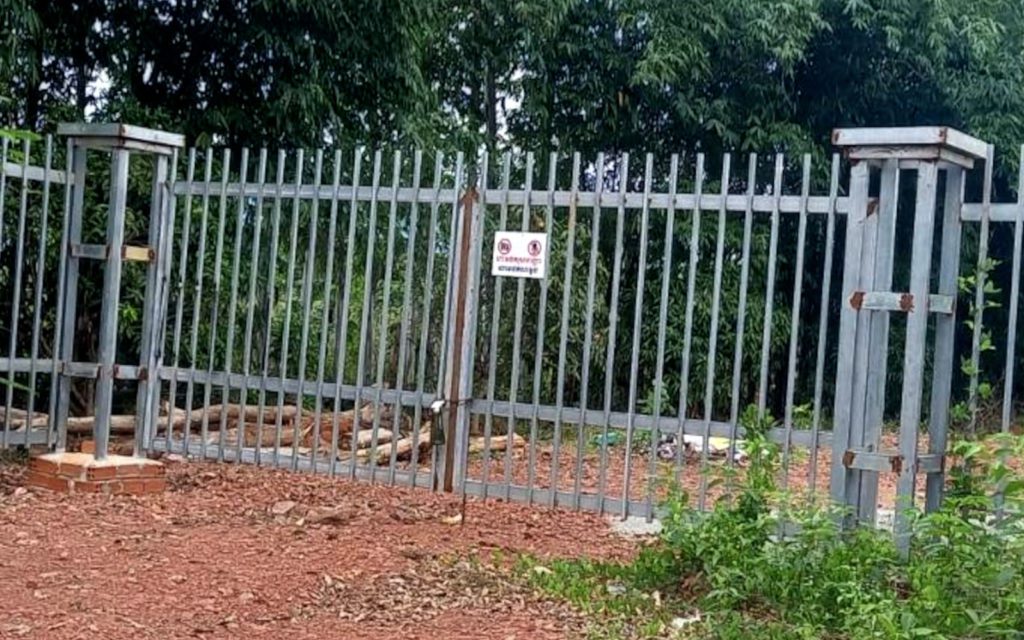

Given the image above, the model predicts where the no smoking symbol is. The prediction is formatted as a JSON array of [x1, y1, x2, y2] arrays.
[[527, 240, 542, 256], [497, 239, 512, 255]]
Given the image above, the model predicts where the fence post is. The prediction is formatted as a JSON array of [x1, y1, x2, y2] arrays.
[[441, 185, 479, 492], [54, 124, 184, 460], [830, 127, 987, 555]]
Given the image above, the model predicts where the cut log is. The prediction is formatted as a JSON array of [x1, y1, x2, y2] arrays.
[[0, 407, 49, 429], [468, 433, 526, 455], [355, 429, 394, 448], [302, 403, 408, 449], [357, 426, 431, 465], [218, 423, 300, 448]]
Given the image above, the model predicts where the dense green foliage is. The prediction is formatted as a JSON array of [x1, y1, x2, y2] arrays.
[[5, 0, 1024, 155], [524, 410, 1024, 639]]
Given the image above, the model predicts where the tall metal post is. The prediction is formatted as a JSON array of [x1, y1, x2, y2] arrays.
[[55, 124, 184, 460], [441, 186, 479, 492], [830, 127, 988, 555]]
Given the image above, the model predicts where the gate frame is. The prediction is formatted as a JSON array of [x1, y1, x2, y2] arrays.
[[52, 123, 183, 458], [829, 127, 989, 553]]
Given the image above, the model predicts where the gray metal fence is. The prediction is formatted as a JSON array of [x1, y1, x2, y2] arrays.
[[0, 124, 1018, 532]]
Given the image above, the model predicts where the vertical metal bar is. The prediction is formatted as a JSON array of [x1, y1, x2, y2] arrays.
[[1002, 149, 1024, 432], [646, 153, 680, 514], [368, 151, 402, 480], [808, 155, 841, 500], [622, 153, 653, 518], [780, 155, 811, 491], [219, 149, 250, 460], [433, 152, 466, 490], [273, 149, 305, 467], [236, 149, 269, 458], [895, 161, 939, 555], [968, 145, 994, 435], [200, 148, 231, 460], [290, 150, 323, 471], [728, 154, 757, 459], [328, 148, 364, 476], [926, 166, 965, 512], [677, 154, 704, 479], [549, 152, 581, 507], [597, 153, 628, 514], [573, 153, 605, 510], [453, 151, 487, 495], [134, 152, 173, 455], [165, 149, 199, 450], [858, 159, 900, 522], [311, 151, 342, 471], [481, 153, 512, 497], [139, 151, 173, 453], [0, 138, 8, 258], [757, 154, 784, 417], [184, 151, 214, 458], [440, 151, 480, 494], [502, 152, 533, 500], [53, 142, 86, 452], [92, 147, 131, 460], [388, 151, 423, 484], [254, 151, 287, 465], [698, 152, 731, 510], [829, 161, 870, 508], [846, 173, 882, 513], [3, 140, 31, 445], [525, 152, 557, 505], [348, 150, 383, 478], [26, 136, 54, 446], [48, 138, 74, 450], [409, 152, 445, 488]]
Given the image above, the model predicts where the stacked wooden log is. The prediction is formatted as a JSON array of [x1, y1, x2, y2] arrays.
[[0, 403, 527, 465]]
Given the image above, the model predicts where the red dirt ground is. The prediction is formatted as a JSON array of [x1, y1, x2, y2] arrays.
[[0, 457, 636, 640]]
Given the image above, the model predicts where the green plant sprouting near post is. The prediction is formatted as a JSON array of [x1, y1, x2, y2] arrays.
[[953, 255, 1001, 434]]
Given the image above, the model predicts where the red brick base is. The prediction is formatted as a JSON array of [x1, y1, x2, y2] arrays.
[[26, 452, 166, 495]]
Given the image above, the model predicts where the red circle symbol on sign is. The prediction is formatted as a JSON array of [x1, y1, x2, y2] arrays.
[[527, 240, 542, 256], [497, 239, 512, 255]]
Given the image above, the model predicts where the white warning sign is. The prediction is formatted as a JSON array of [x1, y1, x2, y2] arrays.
[[491, 231, 548, 279]]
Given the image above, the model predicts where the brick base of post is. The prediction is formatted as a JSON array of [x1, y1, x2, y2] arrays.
[[26, 452, 166, 495]]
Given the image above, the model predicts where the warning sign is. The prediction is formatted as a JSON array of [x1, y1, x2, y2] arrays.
[[491, 231, 548, 279]]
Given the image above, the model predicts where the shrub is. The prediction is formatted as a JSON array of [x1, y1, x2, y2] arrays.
[[525, 408, 1024, 639]]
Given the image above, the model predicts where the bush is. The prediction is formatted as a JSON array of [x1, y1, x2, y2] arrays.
[[524, 409, 1024, 639]]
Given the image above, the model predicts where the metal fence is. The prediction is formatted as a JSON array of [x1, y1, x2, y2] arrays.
[[0, 125, 1017, 529]]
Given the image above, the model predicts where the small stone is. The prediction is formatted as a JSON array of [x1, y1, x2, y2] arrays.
[[13, 487, 28, 497], [671, 613, 701, 629], [169, 575, 187, 584], [606, 582, 627, 596], [307, 507, 352, 526], [239, 591, 256, 604], [270, 500, 297, 516]]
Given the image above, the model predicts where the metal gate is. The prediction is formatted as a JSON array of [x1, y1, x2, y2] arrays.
[[0, 123, 1014, 540]]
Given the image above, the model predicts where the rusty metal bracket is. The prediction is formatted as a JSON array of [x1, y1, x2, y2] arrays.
[[849, 291, 865, 310], [899, 293, 914, 312]]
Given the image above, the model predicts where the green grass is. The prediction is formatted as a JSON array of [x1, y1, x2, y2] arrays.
[[516, 408, 1024, 640]]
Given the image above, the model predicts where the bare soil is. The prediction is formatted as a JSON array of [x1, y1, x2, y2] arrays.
[[0, 457, 635, 640]]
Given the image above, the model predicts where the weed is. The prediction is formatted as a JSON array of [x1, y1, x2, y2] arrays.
[[521, 405, 1024, 639]]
